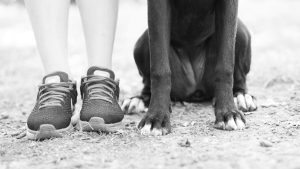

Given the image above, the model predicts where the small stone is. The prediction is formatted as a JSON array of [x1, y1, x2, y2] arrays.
[[16, 132, 26, 139], [0, 114, 9, 120], [260, 140, 273, 147], [178, 139, 191, 147], [182, 122, 189, 127], [80, 137, 91, 141]]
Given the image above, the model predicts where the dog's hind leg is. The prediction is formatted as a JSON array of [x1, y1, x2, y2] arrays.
[[233, 20, 257, 112], [122, 30, 198, 114]]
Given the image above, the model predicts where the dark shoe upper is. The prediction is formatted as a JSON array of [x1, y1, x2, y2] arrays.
[[80, 66, 124, 124], [27, 72, 77, 131]]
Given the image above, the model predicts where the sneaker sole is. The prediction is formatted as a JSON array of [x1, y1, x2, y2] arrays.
[[77, 117, 122, 133], [26, 123, 73, 140]]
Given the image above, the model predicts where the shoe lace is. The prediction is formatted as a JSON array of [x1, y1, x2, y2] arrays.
[[38, 82, 74, 109], [81, 75, 117, 103]]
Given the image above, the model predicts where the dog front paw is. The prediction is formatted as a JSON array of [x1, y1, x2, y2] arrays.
[[214, 105, 246, 131], [138, 109, 171, 136]]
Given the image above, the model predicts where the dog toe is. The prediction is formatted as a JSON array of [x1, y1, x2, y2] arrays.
[[235, 117, 245, 130], [137, 101, 147, 113], [214, 121, 225, 130], [225, 117, 238, 131], [121, 99, 131, 112], [141, 124, 152, 135], [236, 94, 247, 112], [245, 94, 257, 111], [151, 128, 163, 136], [128, 98, 140, 113]]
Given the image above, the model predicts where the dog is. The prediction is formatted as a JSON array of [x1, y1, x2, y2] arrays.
[[122, 0, 257, 135]]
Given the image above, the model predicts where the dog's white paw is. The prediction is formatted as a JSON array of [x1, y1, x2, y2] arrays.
[[140, 124, 168, 136], [234, 93, 257, 112], [121, 97, 148, 114]]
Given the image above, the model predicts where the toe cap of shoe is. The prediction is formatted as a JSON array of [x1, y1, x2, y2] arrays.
[[27, 107, 72, 131], [80, 100, 124, 124]]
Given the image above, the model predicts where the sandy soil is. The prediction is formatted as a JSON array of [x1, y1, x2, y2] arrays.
[[0, 0, 300, 169]]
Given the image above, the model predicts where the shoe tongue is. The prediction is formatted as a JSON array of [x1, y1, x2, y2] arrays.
[[87, 66, 115, 79], [42, 71, 69, 84]]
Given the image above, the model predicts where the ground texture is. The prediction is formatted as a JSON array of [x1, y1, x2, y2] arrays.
[[1, 0, 300, 169]]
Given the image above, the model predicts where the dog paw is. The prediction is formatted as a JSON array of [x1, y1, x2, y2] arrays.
[[138, 110, 171, 136], [214, 107, 246, 131], [121, 97, 148, 114], [234, 93, 257, 112]]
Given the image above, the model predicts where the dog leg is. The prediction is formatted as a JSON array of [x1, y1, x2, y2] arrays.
[[138, 0, 172, 136], [213, 0, 245, 131], [211, 19, 257, 115], [233, 20, 257, 113]]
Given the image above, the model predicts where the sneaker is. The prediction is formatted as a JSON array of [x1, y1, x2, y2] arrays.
[[26, 72, 77, 140], [79, 66, 124, 133]]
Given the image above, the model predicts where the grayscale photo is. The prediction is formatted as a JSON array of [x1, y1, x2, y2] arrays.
[[0, 0, 300, 168]]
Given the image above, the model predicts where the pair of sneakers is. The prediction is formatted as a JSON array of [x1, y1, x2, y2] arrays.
[[26, 66, 124, 140]]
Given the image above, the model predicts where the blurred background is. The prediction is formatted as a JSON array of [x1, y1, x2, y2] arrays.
[[0, 1, 300, 168]]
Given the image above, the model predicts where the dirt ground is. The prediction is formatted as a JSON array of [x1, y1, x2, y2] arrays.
[[0, 0, 300, 169]]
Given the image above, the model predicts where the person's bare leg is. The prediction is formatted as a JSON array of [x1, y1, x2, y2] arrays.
[[24, 0, 78, 140], [77, 0, 119, 69], [24, 0, 71, 75]]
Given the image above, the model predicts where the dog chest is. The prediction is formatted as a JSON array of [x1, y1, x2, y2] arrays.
[[170, 2, 216, 46]]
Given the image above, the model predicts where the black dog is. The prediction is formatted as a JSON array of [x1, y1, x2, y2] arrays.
[[122, 0, 257, 135]]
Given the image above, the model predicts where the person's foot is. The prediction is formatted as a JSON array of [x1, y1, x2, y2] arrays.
[[26, 72, 77, 140], [79, 66, 124, 133]]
